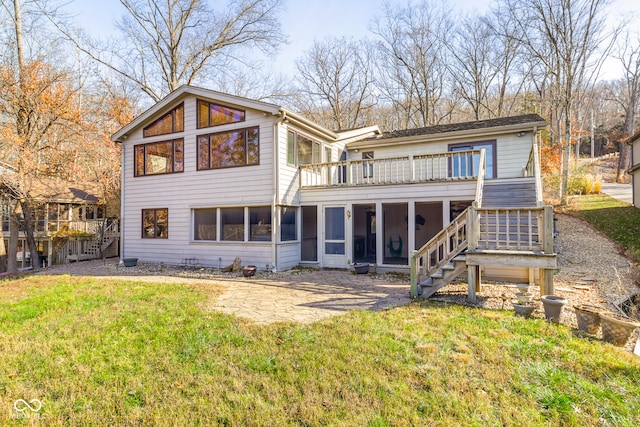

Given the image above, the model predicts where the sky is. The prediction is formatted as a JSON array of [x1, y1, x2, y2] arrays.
[[71, 0, 639, 81]]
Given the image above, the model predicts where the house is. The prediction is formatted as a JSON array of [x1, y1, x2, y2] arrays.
[[628, 131, 640, 207], [0, 178, 119, 267], [112, 85, 557, 301]]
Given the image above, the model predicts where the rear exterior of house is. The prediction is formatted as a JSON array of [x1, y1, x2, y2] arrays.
[[113, 85, 557, 299]]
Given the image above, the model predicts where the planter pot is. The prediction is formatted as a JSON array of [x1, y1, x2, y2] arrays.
[[541, 295, 568, 323], [353, 263, 370, 274], [599, 312, 640, 346], [123, 258, 138, 267], [513, 302, 535, 317], [573, 304, 602, 334], [242, 265, 257, 278], [516, 292, 533, 304]]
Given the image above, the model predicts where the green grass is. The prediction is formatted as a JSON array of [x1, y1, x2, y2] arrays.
[[1, 275, 639, 425], [567, 194, 640, 262]]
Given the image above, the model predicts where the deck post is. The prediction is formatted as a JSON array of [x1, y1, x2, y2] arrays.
[[467, 264, 479, 303], [542, 206, 554, 254], [539, 268, 554, 296], [410, 250, 418, 299], [409, 154, 415, 182], [467, 206, 478, 250]]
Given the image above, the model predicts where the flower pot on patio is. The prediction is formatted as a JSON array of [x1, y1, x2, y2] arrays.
[[541, 295, 568, 323], [573, 304, 602, 334], [242, 265, 257, 277], [516, 293, 533, 304], [599, 312, 640, 347], [123, 258, 138, 267], [353, 263, 370, 274]]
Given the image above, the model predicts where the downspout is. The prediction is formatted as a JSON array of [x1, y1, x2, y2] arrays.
[[272, 111, 286, 272], [119, 138, 126, 263]]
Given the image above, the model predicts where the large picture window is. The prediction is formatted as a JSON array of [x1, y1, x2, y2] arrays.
[[194, 208, 217, 241], [142, 208, 168, 239], [143, 103, 184, 137], [197, 99, 245, 128], [197, 127, 259, 170], [287, 131, 323, 166], [135, 139, 184, 176]]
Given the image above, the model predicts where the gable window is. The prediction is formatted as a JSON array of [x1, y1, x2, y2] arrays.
[[287, 131, 322, 166], [449, 140, 496, 179], [142, 208, 168, 239], [197, 99, 245, 128], [135, 139, 184, 176], [197, 127, 259, 170], [143, 103, 184, 137]]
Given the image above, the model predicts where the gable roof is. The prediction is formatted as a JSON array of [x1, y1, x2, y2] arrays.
[[347, 114, 547, 149], [111, 85, 282, 142], [625, 129, 640, 145]]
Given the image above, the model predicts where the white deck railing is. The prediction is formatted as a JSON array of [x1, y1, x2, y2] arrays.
[[300, 150, 481, 188]]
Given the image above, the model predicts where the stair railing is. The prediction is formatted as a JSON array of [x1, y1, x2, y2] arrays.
[[410, 208, 469, 298], [473, 148, 486, 208]]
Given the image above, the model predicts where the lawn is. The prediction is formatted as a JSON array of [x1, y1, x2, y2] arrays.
[[1, 275, 639, 426], [567, 194, 640, 262]]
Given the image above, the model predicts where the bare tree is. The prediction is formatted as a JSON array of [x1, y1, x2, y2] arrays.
[[504, 0, 614, 205], [611, 31, 640, 182], [52, 0, 285, 102], [371, 0, 452, 129], [448, 14, 501, 120], [294, 37, 376, 130]]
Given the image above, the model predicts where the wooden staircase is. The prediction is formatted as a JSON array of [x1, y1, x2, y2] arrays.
[[481, 178, 539, 208], [57, 220, 120, 264], [416, 254, 467, 298]]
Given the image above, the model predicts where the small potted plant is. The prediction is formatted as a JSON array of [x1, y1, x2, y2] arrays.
[[541, 295, 568, 323], [241, 265, 257, 277]]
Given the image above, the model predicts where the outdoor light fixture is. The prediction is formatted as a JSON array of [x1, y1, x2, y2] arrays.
[[517, 131, 526, 137]]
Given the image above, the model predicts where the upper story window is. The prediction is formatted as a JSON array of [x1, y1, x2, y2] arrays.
[[143, 103, 184, 137], [197, 99, 245, 128], [197, 127, 259, 170], [287, 131, 323, 166], [135, 139, 184, 176], [448, 140, 496, 179]]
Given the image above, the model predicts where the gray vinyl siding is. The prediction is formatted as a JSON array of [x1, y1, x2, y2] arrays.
[[121, 94, 276, 266]]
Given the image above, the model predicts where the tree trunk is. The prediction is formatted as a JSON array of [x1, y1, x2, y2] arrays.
[[8, 211, 19, 272], [560, 109, 572, 206], [0, 227, 6, 273], [20, 199, 40, 270]]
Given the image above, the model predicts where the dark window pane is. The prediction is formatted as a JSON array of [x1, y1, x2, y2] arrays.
[[221, 207, 244, 241], [143, 103, 183, 137], [281, 207, 297, 241], [142, 209, 156, 238], [250, 206, 271, 241], [174, 103, 184, 132], [325, 207, 345, 240], [198, 136, 210, 170], [194, 208, 217, 240], [174, 140, 184, 172], [210, 103, 245, 126], [297, 135, 312, 165], [247, 127, 259, 165], [145, 141, 173, 174], [287, 131, 295, 165], [135, 145, 145, 176], [211, 131, 244, 168], [156, 208, 168, 238], [198, 100, 209, 128]]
